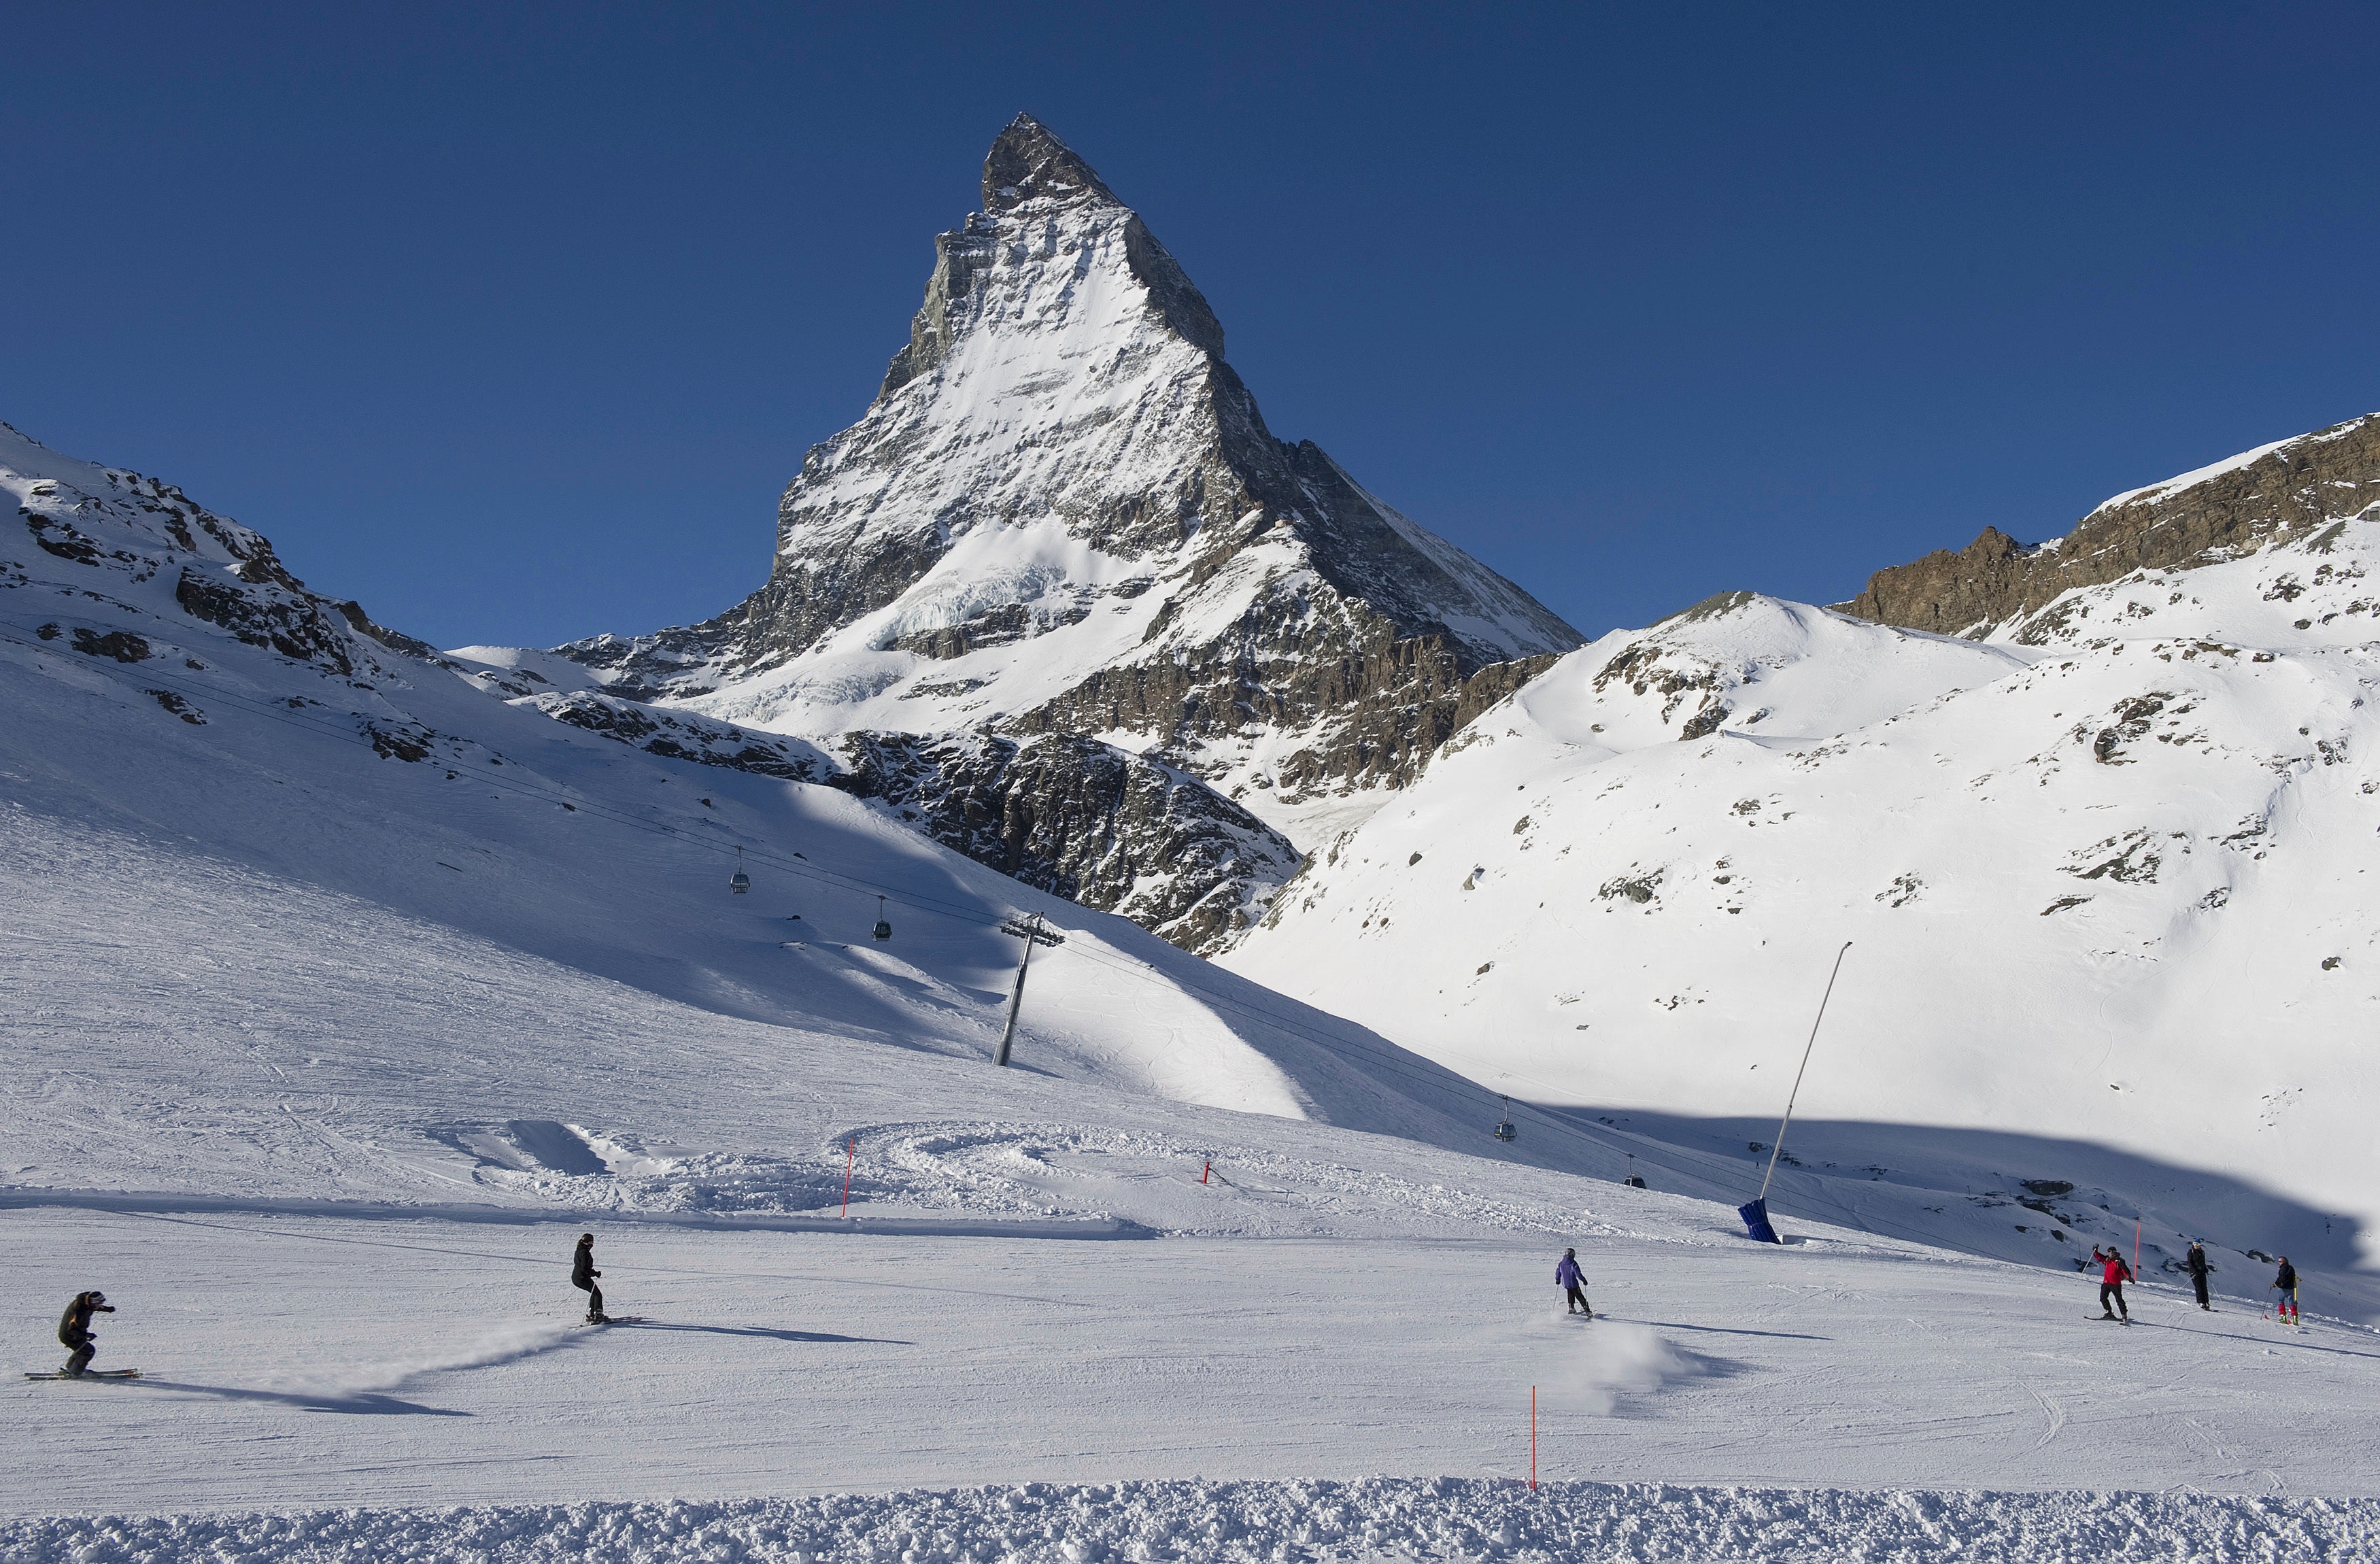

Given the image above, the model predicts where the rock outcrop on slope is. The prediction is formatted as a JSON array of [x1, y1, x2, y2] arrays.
[[1834, 413, 2380, 637], [832, 730, 1302, 953], [545, 117, 1582, 944], [3, 421, 442, 691]]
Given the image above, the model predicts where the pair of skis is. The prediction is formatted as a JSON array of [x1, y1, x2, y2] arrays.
[[24, 1368, 141, 1381]]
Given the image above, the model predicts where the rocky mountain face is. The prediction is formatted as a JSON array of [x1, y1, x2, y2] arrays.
[[4, 422, 443, 692], [541, 116, 1581, 949], [834, 731, 1302, 953], [1834, 413, 2380, 638]]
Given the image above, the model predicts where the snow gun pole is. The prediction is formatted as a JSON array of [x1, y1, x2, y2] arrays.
[[1758, 940, 1853, 1206]]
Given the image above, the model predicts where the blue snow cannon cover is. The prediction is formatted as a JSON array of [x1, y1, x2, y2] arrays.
[[1738, 1197, 1781, 1244]]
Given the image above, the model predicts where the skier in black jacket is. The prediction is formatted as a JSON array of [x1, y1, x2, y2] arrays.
[[572, 1233, 608, 1323], [2186, 1241, 2211, 1311], [57, 1290, 114, 1378], [2271, 1257, 2299, 1325]]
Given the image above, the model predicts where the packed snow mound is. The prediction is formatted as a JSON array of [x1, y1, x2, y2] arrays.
[[543, 116, 1579, 849], [1229, 517, 2380, 1283]]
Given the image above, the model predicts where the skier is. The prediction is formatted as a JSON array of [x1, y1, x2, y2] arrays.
[[56, 1290, 114, 1378], [2186, 1240, 2211, 1311], [1556, 1247, 1592, 1318], [2271, 1257, 2300, 1325], [571, 1233, 608, 1324], [2093, 1246, 2132, 1322]]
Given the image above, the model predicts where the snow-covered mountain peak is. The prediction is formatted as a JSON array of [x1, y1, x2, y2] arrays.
[[980, 112, 1122, 214], [545, 118, 1581, 856]]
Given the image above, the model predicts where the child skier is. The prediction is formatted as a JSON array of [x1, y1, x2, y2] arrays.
[[2271, 1257, 2299, 1325], [2093, 1246, 2132, 1322], [2186, 1240, 2211, 1311], [572, 1233, 609, 1324], [56, 1290, 114, 1378], [1556, 1248, 1592, 1317]]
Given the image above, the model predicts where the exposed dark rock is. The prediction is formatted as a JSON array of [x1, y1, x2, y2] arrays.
[[26, 513, 102, 564], [829, 730, 1301, 955], [1835, 414, 2380, 636], [174, 566, 354, 675], [69, 628, 152, 663], [529, 692, 823, 781], [1599, 869, 1663, 904], [363, 720, 435, 762], [333, 600, 445, 662]]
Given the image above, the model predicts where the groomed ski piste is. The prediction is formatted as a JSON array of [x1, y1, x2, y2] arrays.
[[5, 414, 2379, 1563]]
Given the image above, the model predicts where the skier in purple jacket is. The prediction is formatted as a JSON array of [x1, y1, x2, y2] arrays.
[[1557, 1249, 1592, 1317]]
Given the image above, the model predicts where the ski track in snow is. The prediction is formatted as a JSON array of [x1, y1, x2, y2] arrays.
[[3, 1482, 2373, 1563]]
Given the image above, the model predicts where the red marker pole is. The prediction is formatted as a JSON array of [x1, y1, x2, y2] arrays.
[[2134, 1219, 2141, 1279], [1202, 1161, 1210, 1185], [1530, 1386, 1537, 1491], [841, 1136, 855, 1218]]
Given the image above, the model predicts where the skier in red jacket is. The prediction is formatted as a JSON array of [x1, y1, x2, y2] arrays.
[[2093, 1246, 2132, 1322]]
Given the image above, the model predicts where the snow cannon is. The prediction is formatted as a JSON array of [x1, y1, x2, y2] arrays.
[[1738, 1197, 1781, 1244]]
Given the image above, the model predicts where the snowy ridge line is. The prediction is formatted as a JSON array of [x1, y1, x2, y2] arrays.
[[0, 619, 1549, 1143], [3, 1480, 2370, 1563], [0, 1188, 1150, 1240], [0, 622, 1003, 929]]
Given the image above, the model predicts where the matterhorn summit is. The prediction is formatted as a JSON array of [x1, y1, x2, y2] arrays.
[[537, 116, 1581, 912]]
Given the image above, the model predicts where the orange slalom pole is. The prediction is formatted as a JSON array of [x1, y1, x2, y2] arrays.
[[841, 1136, 855, 1217], [1530, 1386, 1537, 1490]]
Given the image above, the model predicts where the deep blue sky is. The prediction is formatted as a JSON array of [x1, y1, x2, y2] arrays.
[[7, 3, 2377, 648]]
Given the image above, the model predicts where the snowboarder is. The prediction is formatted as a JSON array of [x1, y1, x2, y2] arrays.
[[571, 1233, 608, 1324], [2186, 1240, 2211, 1311], [56, 1290, 114, 1378], [2271, 1257, 2300, 1325], [2093, 1246, 2131, 1321], [1556, 1248, 1592, 1317]]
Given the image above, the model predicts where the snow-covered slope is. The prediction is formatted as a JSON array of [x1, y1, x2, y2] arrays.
[[1228, 451, 2380, 1288], [0, 418, 1516, 1161], [535, 117, 1580, 856], [10, 425, 2380, 1559]]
